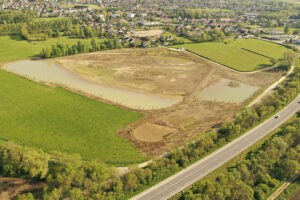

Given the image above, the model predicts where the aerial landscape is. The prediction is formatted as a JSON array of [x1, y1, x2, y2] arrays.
[[0, 0, 299, 200]]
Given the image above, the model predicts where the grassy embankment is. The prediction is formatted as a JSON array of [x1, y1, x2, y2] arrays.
[[172, 38, 289, 72], [0, 68, 145, 165]]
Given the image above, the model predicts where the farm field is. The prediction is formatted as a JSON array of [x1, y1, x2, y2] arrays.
[[55, 48, 283, 156], [172, 38, 289, 71], [0, 35, 103, 62], [0, 69, 145, 165]]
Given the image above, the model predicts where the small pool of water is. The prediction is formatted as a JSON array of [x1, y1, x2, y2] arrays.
[[5, 60, 182, 110], [198, 78, 259, 103]]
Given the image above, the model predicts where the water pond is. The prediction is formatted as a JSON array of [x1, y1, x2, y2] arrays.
[[5, 60, 182, 110], [198, 78, 259, 103]]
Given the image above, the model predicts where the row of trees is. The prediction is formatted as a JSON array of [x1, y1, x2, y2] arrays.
[[2, 67, 298, 199], [40, 38, 128, 59], [159, 35, 186, 45], [270, 50, 299, 69], [0, 11, 35, 24], [173, 29, 226, 43], [40, 36, 151, 59], [178, 115, 300, 200], [190, 29, 226, 42], [0, 11, 101, 40]]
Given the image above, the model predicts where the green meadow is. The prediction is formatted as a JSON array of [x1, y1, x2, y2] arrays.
[[172, 38, 289, 72], [0, 35, 102, 62], [0, 69, 145, 165]]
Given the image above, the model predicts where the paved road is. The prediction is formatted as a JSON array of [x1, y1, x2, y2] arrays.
[[131, 94, 300, 200]]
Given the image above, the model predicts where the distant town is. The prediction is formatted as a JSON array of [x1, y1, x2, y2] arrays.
[[0, 0, 299, 48], [0, 1, 299, 200]]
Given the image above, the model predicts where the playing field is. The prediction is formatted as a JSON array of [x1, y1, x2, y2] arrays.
[[172, 39, 289, 71], [0, 35, 102, 62], [0, 69, 144, 165]]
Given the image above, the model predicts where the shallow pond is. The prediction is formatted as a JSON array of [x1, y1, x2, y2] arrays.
[[5, 60, 182, 110], [198, 78, 259, 103]]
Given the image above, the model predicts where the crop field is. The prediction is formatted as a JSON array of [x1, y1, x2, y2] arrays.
[[0, 36, 102, 62], [172, 39, 289, 71], [0, 69, 145, 165]]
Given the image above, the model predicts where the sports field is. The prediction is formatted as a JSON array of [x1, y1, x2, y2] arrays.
[[0, 69, 144, 165], [172, 39, 289, 71], [0, 35, 102, 62]]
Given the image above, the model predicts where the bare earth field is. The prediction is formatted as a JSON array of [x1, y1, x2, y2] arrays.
[[56, 48, 282, 156], [0, 177, 43, 200], [131, 30, 164, 38]]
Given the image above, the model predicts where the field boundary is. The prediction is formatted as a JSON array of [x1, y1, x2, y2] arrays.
[[241, 48, 272, 59], [169, 47, 275, 73]]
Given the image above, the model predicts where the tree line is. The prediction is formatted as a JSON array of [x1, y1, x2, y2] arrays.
[[177, 115, 300, 200], [40, 37, 141, 59], [0, 11, 35, 24], [0, 11, 101, 41]]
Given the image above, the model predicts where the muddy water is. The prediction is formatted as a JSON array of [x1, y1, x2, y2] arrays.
[[198, 78, 259, 103], [5, 60, 182, 110]]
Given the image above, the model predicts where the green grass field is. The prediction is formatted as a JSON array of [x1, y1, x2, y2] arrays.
[[0, 69, 145, 165], [172, 39, 289, 71], [0, 35, 102, 62]]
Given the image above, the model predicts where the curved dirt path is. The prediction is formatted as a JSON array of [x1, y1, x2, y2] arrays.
[[267, 172, 299, 200], [248, 65, 295, 107]]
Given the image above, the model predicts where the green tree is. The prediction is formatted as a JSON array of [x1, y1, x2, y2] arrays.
[[123, 173, 138, 192], [17, 193, 35, 200], [20, 24, 30, 41], [83, 26, 94, 38], [270, 58, 277, 66], [91, 38, 98, 51], [280, 51, 297, 68], [284, 24, 290, 34]]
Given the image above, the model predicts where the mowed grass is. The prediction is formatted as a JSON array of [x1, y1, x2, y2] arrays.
[[0, 35, 102, 62], [172, 39, 289, 71], [0, 69, 145, 165]]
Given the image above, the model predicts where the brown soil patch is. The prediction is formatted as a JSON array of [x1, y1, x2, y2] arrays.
[[0, 176, 43, 200], [131, 30, 164, 38], [289, 189, 300, 200], [132, 123, 177, 142], [56, 48, 284, 157]]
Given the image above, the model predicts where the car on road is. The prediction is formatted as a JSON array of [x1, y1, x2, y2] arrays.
[[275, 114, 280, 119]]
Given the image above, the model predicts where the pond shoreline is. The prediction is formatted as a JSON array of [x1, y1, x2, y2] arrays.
[[4, 60, 183, 111]]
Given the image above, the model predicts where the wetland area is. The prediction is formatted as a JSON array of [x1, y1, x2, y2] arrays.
[[3, 48, 283, 156]]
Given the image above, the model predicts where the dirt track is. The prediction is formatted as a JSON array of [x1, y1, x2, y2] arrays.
[[0, 177, 43, 200]]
